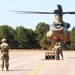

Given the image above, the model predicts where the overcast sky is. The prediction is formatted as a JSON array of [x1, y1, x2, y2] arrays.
[[0, 0, 75, 30]]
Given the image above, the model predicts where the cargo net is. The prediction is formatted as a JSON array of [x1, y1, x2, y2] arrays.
[[45, 52, 55, 60]]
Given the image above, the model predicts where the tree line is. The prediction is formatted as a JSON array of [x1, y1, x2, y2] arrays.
[[0, 22, 75, 50]]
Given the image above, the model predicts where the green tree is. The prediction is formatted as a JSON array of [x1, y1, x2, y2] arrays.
[[25, 29, 39, 49], [70, 27, 75, 50], [35, 22, 49, 49], [0, 25, 15, 48], [35, 22, 49, 40], [14, 26, 28, 48]]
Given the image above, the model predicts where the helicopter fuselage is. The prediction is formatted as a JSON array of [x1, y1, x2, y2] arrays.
[[47, 22, 70, 44], [48, 30, 70, 42]]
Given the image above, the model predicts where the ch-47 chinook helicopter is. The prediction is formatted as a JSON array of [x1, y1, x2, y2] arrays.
[[11, 4, 75, 46]]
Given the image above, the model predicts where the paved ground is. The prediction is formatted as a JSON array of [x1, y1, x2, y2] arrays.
[[0, 50, 75, 75]]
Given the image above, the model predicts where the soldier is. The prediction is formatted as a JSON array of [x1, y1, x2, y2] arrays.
[[58, 42, 63, 60], [53, 43, 60, 60], [0, 38, 9, 71]]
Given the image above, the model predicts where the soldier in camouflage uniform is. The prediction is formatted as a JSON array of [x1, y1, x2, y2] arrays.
[[58, 42, 63, 60], [53, 43, 60, 60], [0, 38, 9, 71]]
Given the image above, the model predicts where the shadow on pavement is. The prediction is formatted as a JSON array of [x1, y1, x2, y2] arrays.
[[9, 69, 33, 71]]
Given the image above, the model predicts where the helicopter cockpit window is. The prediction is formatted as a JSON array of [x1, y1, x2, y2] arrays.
[[60, 23, 64, 27], [52, 22, 65, 27]]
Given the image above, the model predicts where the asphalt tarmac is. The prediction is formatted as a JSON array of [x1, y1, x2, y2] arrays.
[[0, 51, 75, 75]]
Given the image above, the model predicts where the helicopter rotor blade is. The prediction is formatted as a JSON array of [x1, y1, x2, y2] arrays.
[[10, 10, 75, 15], [57, 4, 63, 13], [63, 12, 75, 14], [10, 10, 54, 14]]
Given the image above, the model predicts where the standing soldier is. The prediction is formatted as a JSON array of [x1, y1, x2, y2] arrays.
[[0, 38, 9, 71], [58, 42, 63, 60], [53, 43, 60, 60]]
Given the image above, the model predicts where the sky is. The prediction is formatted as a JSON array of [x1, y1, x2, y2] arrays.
[[0, 0, 75, 30]]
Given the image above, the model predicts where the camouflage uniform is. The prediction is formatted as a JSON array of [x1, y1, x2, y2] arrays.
[[58, 43, 63, 60], [53, 44, 60, 60], [0, 38, 9, 71]]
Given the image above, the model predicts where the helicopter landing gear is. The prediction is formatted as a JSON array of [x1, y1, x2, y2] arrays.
[[67, 40, 71, 46], [46, 39, 51, 46]]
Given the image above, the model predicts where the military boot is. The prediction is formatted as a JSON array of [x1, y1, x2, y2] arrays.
[[6, 67, 9, 71], [6, 68, 9, 71], [2, 68, 4, 71]]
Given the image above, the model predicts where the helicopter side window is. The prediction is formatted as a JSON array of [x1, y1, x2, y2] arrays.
[[52, 22, 56, 27]]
